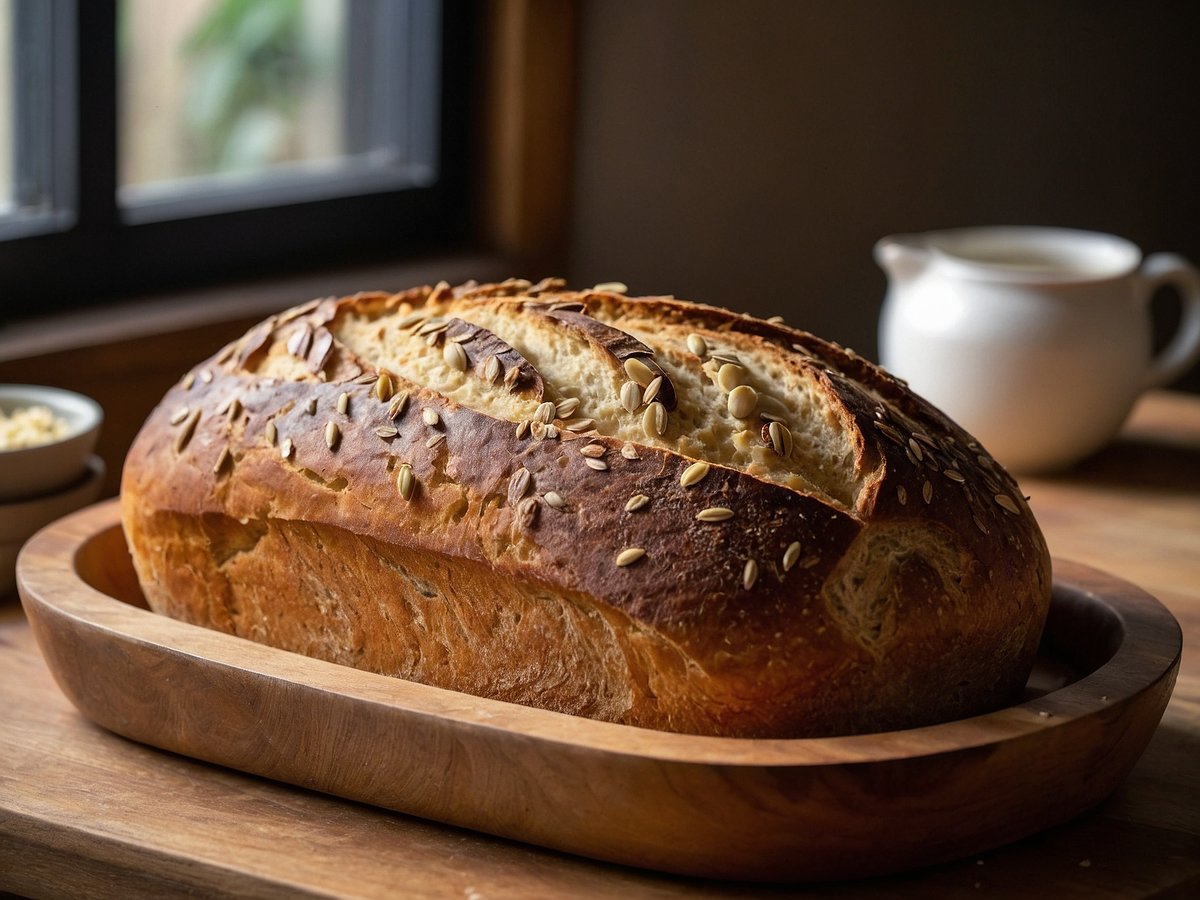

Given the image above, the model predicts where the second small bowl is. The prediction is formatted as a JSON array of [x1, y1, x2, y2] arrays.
[[0, 455, 106, 594]]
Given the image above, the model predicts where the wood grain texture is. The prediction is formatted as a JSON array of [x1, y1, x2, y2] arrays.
[[14, 500, 1180, 883], [2, 389, 1199, 897]]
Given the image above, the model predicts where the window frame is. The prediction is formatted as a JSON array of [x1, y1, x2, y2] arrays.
[[0, 0, 475, 323], [0, 0, 76, 241]]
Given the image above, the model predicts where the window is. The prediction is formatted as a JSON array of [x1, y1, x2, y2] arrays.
[[0, 0, 473, 323], [0, 0, 75, 241]]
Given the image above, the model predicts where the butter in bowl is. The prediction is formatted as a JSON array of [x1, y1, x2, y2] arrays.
[[0, 385, 105, 594]]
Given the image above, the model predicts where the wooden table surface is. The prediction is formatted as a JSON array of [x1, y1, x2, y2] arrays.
[[2, 390, 1198, 899]]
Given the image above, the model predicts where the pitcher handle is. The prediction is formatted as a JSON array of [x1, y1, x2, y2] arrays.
[[1138, 252, 1200, 390]]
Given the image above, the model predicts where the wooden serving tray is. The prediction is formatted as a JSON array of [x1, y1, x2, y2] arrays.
[[17, 500, 1181, 883]]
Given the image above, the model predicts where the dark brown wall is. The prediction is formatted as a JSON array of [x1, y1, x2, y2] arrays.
[[566, 0, 1200, 391]]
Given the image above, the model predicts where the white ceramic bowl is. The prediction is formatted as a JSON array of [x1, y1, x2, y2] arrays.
[[1, 455, 106, 594], [0, 385, 103, 501]]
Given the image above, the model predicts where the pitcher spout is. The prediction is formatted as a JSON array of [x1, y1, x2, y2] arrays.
[[874, 235, 931, 282]]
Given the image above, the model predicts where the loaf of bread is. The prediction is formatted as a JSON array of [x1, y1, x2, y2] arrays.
[[121, 278, 1052, 738]]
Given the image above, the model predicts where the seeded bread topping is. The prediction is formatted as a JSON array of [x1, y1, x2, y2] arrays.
[[121, 278, 1052, 738], [0, 405, 71, 451]]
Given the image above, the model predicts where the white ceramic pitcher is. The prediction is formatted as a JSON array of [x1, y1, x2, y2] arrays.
[[876, 226, 1200, 473]]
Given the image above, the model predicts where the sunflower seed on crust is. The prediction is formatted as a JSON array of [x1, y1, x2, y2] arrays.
[[621, 381, 643, 413], [517, 495, 540, 529], [742, 559, 759, 590], [615, 547, 645, 567], [174, 410, 201, 453], [642, 401, 666, 438], [374, 425, 399, 439], [584, 457, 609, 471], [534, 401, 556, 424], [995, 493, 1021, 514], [625, 494, 650, 512], [642, 376, 664, 406], [717, 363, 745, 392], [325, 421, 341, 450], [397, 464, 415, 500], [484, 355, 502, 384], [556, 397, 581, 419], [768, 420, 793, 457], [620, 443, 640, 460], [580, 443, 606, 458], [727, 384, 758, 419], [874, 421, 905, 445], [443, 340, 468, 372], [686, 333, 707, 357], [680, 461, 710, 487], [508, 468, 532, 504], [387, 392, 409, 420], [758, 393, 789, 418], [783, 541, 801, 572], [422, 407, 440, 427], [398, 312, 425, 331], [696, 507, 734, 522], [416, 317, 449, 336], [543, 491, 566, 509], [623, 357, 656, 387], [169, 406, 190, 426]]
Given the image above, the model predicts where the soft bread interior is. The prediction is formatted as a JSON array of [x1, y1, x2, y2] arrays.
[[270, 294, 867, 509]]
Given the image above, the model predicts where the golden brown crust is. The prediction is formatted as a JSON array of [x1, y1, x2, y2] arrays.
[[120, 280, 1052, 738]]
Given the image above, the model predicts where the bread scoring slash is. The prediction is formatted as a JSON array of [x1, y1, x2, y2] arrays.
[[121, 278, 1052, 738]]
